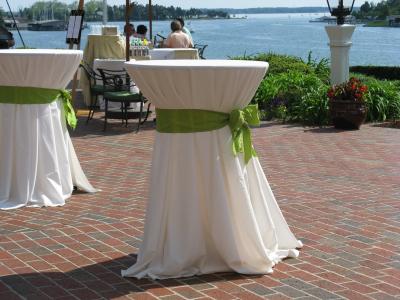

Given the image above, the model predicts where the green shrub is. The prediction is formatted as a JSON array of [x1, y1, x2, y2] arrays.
[[362, 79, 400, 121], [255, 71, 330, 125], [303, 51, 330, 83], [293, 84, 330, 126], [231, 52, 315, 76], [233, 51, 331, 83], [392, 80, 400, 89]]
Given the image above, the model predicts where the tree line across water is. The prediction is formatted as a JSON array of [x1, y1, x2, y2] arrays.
[[0, 0, 229, 23], [1, 0, 400, 24], [353, 0, 400, 19]]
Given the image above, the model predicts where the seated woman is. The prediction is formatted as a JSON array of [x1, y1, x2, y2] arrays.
[[134, 25, 148, 40], [176, 17, 193, 45], [163, 20, 193, 49]]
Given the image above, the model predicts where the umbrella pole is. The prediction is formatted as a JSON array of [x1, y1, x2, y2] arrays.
[[125, 0, 132, 62], [149, 0, 153, 42]]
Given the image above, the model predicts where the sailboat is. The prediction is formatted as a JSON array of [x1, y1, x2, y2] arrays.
[[28, 5, 66, 31]]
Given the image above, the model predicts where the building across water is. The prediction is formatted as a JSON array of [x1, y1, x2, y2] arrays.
[[388, 15, 400, 27]]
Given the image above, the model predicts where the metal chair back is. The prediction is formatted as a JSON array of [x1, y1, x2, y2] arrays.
[[80, 62, 102, 88], [97, 68, 132, 92], [194, 44, 208, 59]]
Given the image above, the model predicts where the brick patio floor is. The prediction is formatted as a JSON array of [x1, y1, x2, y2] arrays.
[[1, 115, 399, 300]]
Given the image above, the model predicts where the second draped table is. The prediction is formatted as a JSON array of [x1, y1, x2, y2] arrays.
[[149, 48, 199, 60], [122, 60, 302, 279]]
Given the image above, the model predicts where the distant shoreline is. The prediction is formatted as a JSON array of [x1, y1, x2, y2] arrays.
[[219, 7, 330, 14]]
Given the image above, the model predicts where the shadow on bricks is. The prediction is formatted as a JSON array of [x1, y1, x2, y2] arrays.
[[0, 255, 268, 299]]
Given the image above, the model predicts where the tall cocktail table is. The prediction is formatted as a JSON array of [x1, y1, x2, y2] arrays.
[[123, 60, 302, 279], [0, 49, 97, 210]]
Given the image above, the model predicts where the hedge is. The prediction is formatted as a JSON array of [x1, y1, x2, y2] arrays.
[[350, 66, 400, 80]]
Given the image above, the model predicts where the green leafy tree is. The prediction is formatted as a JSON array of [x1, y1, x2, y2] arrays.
[[84, 0, 102, 21], [353, 0, 400, 19], [19, 1, 69, 21], [357, 1, 372, 18], [375, 2, 391, 18], [360, 1, 372, 13]]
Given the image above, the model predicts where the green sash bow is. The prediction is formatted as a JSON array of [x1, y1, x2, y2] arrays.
[[156, 105, 260, 164], [0, 86, 77, 129]]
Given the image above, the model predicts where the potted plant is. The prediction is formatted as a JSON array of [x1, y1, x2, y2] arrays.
[[328, 77, 368, 130]]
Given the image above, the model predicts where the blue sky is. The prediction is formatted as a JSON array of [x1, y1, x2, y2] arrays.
[[6, 0, 381, 10]]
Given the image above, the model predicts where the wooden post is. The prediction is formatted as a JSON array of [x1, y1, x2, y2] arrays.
[[125, 0, 133, 62], [69, 0, 84, 107], [149, 0, 153, 41]]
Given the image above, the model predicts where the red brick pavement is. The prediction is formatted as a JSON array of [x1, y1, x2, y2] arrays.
[[0, 116, 399, 300]]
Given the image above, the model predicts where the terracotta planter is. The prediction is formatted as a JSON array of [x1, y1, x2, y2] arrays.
[[329, 100, 367, 130]]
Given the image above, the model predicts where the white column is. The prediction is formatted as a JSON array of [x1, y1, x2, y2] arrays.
[[325, 25, 356, 85]]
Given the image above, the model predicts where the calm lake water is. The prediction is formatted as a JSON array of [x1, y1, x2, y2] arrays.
[[13, 13, 400, 66]]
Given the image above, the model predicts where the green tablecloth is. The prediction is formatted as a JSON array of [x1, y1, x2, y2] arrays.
[[80, 35, 126, 106]]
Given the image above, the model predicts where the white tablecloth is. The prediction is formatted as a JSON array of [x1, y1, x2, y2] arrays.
[[122, 60, 302, 279], [93, 59, 127, 90], [0, 49, 97, 210], [149, 48, 199, 60]]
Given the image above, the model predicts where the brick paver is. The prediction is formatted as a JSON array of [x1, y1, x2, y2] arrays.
[[1, 116, 399, 300]]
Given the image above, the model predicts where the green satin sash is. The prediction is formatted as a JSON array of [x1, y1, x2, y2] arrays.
[[0, 86, 77, 129], [156, 105, 260, 164]]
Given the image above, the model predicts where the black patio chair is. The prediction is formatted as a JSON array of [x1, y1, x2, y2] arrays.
[[80, 62, 116, 124], [154, 34, 166, 48], [98, 68, 151, 132]]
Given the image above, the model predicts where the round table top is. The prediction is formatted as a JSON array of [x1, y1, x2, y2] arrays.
[[0, 49, 83, 89], [124, 59, 268, 112], [0, 49, 83, 56], [125, 59, 269, 70]]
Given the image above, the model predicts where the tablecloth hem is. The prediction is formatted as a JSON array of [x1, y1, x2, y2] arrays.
[[0, 198, 69, 210], [121, 245, 302, 280]]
